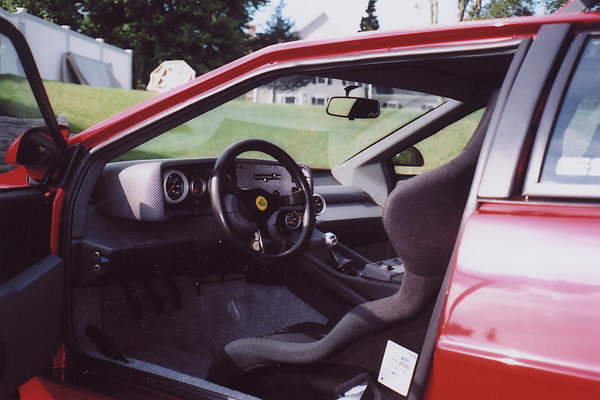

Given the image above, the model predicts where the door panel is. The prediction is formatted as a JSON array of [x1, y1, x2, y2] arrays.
[[0, 189, 52, 283], [0, 188, 63, 398], [0, 255, 63, 397]]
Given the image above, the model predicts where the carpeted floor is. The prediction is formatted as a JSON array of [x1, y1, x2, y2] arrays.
[[73, 273, 328, 379]]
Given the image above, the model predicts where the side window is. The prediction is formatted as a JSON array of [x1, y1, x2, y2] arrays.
[[394, 108, 484, 176], [0, 33, 45, 174], [541, 37, 600, 184]]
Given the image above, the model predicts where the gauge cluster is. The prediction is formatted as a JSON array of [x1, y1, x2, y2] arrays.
[[162, 170, 208, 203], [95, 159, 319, 223], [161, 165, 212, 215]]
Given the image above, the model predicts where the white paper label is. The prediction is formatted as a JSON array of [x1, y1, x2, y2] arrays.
[[377, 340, 418, 396]]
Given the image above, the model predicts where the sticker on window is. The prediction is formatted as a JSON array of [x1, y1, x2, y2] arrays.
[[556, 157, 600, 176], [377, 340, 418, 396]]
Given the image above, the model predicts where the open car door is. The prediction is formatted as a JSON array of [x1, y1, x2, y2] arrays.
[[0, 12, 67, 398]]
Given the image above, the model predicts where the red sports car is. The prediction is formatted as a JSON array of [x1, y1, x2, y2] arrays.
[[1, 1, 600, 399]]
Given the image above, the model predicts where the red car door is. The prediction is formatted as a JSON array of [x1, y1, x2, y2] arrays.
[[425, 24, 600, 399], [0, 15, 67, 398]]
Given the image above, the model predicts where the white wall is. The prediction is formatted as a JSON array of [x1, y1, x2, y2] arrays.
[[0, 7, 133, 89]]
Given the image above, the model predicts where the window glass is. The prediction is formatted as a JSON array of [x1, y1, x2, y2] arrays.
[[541, 37, 600, 184], [0, 33, 44, 173], [117, 75, 444, 169], [394, 108, 484, 176]]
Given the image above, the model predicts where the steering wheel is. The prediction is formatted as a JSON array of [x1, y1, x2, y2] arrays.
[[209, 139, 315, 263]]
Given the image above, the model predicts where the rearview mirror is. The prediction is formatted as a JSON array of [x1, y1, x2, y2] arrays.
[[326, 97, 380, 120]]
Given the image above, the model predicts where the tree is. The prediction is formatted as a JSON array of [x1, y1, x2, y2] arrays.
[[249, 0, 308, 101], [81, 0, 268, 85], [0, 0, 83, 28], [360, 0, 380, 31], [250, 0, 300, 51], [478, 0, 535, 19], [458, 0, 570, 21], [1, 0, 268, 85], [545, 0, 569, 13], [430, 0, 439, 24], [458, 0, 482, 21]]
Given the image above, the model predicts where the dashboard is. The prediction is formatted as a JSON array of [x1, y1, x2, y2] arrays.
[[93, 158, 322, 224], [73, 158, 383, 285]]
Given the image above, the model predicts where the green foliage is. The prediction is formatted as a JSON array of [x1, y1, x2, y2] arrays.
[[1, 0, 268, 85], [250, 0, 300, 51], [360, 0, 380, 31], [477, 0, 535, 19], [459, 0, 570, 20], [0, 0, 84, 28], [544, 0, 569, 13]]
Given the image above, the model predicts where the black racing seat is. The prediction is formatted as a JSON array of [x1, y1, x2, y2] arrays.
[[207, 91, 500, 399]]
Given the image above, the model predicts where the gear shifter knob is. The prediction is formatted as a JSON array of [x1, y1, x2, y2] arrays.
[[322, 232, 338, 249]]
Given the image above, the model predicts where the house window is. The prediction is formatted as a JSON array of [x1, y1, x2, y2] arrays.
[[312, 97, 326, 106], [284, 96, 296, 104], [314, 77, 332, 85]]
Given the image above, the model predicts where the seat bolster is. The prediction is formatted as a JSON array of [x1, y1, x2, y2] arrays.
[[213, 271, 443, 377]]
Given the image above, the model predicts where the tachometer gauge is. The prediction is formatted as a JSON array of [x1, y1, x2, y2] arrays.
[[190, 177, 207, 197], [163, 170, 189, 204], [285, 211, 302, 230]]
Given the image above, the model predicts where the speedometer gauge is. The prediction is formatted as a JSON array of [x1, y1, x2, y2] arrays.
[[163, 170, 189, 204]]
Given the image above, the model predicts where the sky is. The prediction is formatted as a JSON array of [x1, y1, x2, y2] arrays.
[[250, 0, 460, 36]]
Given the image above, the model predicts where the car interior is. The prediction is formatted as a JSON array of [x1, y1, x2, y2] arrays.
[[65, 40, 520, 399]]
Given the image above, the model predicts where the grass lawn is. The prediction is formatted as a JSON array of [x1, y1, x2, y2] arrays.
[[0, 76, 482, 171], [121, 99, 426, 169], [45, 81, 154, 134], [0, 75, 154, 134]]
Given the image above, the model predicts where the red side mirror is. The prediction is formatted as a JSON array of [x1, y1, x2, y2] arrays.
[[5, 126, 60, 180]]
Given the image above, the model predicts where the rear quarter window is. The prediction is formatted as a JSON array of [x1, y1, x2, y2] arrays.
[[541, 37, 600, 184]]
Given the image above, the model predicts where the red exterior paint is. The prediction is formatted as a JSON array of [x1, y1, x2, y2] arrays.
[[0, 166, 29, 188], [50, 188, 65, 254], [52, 342, 66, 381], [68, 12, 600, 150], [19, 376, 115, 400], [425, 202, 600, 399]]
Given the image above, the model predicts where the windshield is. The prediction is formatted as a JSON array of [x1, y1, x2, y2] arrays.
[[118, 75, 444, 169]]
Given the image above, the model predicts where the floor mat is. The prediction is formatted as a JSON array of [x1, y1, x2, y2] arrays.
[[95, 275, 327, 378]]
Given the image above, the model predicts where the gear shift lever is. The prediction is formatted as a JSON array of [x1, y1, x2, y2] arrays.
[[322, 232, 356, 275]]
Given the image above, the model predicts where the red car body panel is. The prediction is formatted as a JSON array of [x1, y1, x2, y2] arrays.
[[425, 202, 600, 398], [4, 3, 600, 398], [68, 12, 600, 150], [19, 376, 115, 400]]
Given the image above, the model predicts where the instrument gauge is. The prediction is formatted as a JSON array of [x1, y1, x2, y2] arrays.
[[313, 194, 326, 215], [163, 170, 189, 204], [191, 177, 207, 197], [285, 211, 302, 230]]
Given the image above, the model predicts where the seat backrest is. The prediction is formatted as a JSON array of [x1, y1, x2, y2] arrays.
[[383, 90, 499, 278]]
